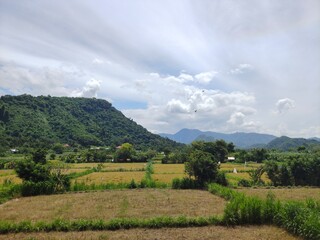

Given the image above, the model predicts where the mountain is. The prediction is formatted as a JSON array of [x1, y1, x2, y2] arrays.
[[0, 95, 180, 150], [159, 128, 277, 148], [266, 136, 320, 151]]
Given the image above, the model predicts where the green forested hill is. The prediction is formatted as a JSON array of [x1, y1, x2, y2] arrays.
[[0, 95, 180, 150]]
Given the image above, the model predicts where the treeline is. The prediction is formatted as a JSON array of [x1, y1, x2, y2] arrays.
[[265, 156, 320, 186]]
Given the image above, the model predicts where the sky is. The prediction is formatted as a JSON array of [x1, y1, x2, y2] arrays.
[[0, 0, 319, 138]]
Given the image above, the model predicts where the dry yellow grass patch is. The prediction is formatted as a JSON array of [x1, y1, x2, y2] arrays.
[[0, 175, 21, 184], [153, 164, 185, 174], [0, 169, 15, 176], [73, 172, 145, 184], [237, 187, 320, 201], [68, 162, 146, 170], [153, 173, 187, 183], [0, 189, 226, 222], [0, 226, 301, 240]]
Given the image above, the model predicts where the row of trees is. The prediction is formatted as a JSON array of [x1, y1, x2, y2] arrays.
[[265, 156, 320, 186]]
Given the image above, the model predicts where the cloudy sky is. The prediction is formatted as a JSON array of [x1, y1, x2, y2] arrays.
[[0, 0, 319, 137]]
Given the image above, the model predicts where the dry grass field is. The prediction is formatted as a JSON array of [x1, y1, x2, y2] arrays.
[[68, 162, 146, 170], [153, 164, 185, 174], [153, 173, 187, 183], [72, 171, 145, 184], [0, 189, 226, 222], [0, 175, 22, 185], [0, 170, 15, 176], [0, 225, 301, 240], [237, 187, 320, 201]]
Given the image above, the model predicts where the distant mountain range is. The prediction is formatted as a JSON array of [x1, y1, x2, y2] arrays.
[[159, 128, 320, 149]]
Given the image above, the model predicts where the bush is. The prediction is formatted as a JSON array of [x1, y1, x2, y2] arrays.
[[171, 177, 201, 189], [238, 179, 252, 187], [215, 172, 228, 186]]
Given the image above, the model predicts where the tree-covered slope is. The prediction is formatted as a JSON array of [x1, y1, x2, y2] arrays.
[[266, 136, 320, 151], [0, 95, 180, 150]]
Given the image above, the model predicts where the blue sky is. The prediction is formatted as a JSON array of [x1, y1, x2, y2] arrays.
[[0, 0, 319, 137]]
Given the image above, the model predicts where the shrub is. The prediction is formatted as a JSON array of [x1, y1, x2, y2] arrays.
[[238, 179, 252, 187]]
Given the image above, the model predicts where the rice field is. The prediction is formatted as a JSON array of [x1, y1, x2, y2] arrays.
[[236, 187, 320, 201], [153, 173, 187, 183], [68, 162, 146, 171], [153, 164, 185, 174], [72, 171, 145, 184], [0, 225, 301, 240], [0, 189, 226, 222]]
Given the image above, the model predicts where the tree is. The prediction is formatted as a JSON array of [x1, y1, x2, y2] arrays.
[[114, 143, 135, 162], [185, 150, 218, 185], [32, 148, 47, 164], [248, 165, 265, 185], [15, 148, 70, 195]]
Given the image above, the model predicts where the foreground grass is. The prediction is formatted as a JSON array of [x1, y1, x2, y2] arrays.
[[0, 189, 226, 222], [0, 225, 300, 240]]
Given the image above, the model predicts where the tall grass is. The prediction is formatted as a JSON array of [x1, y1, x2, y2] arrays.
[[208, 183, 320, 239], [0, 216, 221, 233]]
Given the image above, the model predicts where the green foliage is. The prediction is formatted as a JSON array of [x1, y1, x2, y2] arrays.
[[265, 156, 320, 186], [15, 149, 70, 196], [114, 143, 135, 162], [171, 177, 201, 189], [0, 95, 181, 150], [208, 183, 320, 239], [0, 216, 220, 233], [248, 165, 265, 185], [191, 140, 228, 163], [185, 150, 218, 185], [237, 179, 252, 187]]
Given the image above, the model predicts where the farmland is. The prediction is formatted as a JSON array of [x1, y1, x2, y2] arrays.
[[0, 225, 300, 240], [0, 159, 319, 239]]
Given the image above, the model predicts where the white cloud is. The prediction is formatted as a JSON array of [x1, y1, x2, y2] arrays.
[[227, 112, 245, 125], [178, 73, 194, 82], [92, 58, 104, 64], [230, 64, 254, 74], [276, 98, 295, 113], [0, 0, 319, 137], [194, 71, 218, 84], [73, 78, 101, 98], [166, 99, 190, 114]]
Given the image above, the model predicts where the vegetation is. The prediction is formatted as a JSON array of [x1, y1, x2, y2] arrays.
[[15, 149, 70, 196], [0, 95, 180, 150]]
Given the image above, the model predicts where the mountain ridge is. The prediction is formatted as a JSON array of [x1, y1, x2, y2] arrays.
[[0, 94, 180, 150], [159, 128, 277, 148]]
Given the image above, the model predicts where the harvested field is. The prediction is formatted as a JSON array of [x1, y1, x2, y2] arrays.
[[72, 171, 145, 184], [237, 187, 320, 201], [0, 189, 225, 222], [0, 225, 300, 240]]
